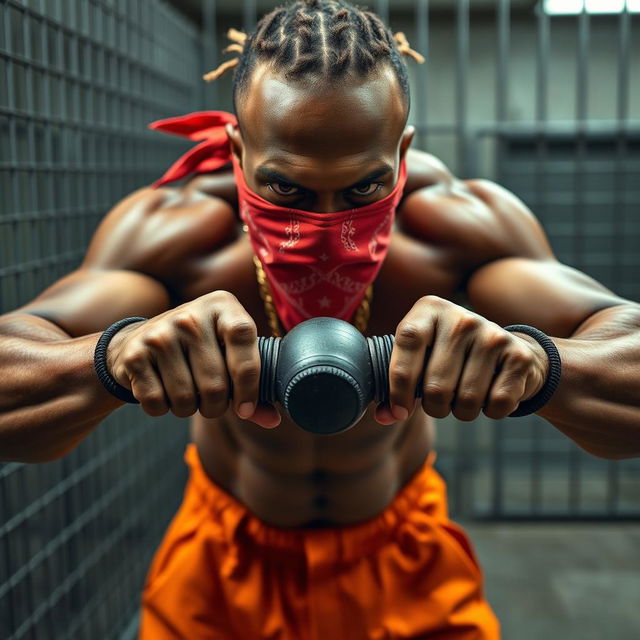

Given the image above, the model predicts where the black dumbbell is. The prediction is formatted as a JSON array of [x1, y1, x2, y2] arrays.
[[258, 316, 400, 435]]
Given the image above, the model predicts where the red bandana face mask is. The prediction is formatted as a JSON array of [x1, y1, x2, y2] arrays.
[[150, 111, 407, 331]]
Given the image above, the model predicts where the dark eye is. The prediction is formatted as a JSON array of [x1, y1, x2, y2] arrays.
[[350, 183, 383, 197], [267, 182, 301, 196]]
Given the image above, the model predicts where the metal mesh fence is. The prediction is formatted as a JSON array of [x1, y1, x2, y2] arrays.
[[0, 1, 201, 638]]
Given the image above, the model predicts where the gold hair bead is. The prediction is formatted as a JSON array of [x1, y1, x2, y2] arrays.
[[393, 31, 426, 64]]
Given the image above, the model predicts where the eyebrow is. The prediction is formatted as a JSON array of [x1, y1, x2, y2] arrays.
[[255, 164, 393, 191]]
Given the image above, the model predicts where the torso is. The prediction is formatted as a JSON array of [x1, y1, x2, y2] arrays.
[[188, 223, 453, 527], [126, 148, 514, 528]]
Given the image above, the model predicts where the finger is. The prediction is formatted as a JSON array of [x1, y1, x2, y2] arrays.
[[451, 341, 502, 422], [251, 403, 281, 429], [375, 398, 420, 426], [214, 303, 261, 419], [389, 315, 434, 420], [421, 323, 470, 419], [484, 351, 530, 419], [125, 357, 170, 417], [153, 341, 200, 418], [115, 346, 170, 416], [374, 402, 396, 425], [180, 320, 231, 419]]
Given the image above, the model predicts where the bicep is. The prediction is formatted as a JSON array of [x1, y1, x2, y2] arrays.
[[12, 268, 171, 337], [466, 257, 628, 338]]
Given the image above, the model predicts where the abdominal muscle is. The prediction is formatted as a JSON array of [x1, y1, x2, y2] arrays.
[[191, 404, 435, 528]]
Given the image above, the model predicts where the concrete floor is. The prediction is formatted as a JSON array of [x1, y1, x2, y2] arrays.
[[464, 522, 640, 640]]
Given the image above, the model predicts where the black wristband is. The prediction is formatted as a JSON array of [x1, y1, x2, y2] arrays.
[[503, 324, 562, 417], [94, 317, 147, 404]]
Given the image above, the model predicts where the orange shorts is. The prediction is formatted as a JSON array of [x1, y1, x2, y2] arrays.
[[139, 445, 500, 640]]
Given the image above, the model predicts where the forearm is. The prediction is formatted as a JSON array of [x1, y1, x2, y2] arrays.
[[0, 314, 123, 462], [538, 303, 640, 459]]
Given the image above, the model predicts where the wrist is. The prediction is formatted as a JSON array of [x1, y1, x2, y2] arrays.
[[94, 317, 148, 404], [105, 319, 146, 377], [511, 331, 550, 398], [503, 324, 562, 417]]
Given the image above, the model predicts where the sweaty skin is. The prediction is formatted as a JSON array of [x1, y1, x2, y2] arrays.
[[1, 64, 638, 525]]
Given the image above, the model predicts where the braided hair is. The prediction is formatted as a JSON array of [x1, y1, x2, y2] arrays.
[[203, 1, 424, 119]]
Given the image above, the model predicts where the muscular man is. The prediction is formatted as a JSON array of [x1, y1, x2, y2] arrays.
[[1, 1, 639, 638]]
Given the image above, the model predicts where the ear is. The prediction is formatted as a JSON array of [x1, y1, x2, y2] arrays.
[[225, 123, 244, 166], [399, 125, 415, 160]]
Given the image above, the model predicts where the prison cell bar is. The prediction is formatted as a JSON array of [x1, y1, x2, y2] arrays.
[[607, 1, 632, 516], [490, 0, 510, 520], [415, 0, 429, 151], [531, 0, 550, 517], [566, 2, 591, 517]]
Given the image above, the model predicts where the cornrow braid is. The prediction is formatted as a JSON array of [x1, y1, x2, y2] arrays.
[[287, 8, 321, 76], [203, 1, 425, 120]]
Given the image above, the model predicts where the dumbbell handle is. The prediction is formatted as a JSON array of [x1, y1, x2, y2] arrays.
[[257, 332, 397, 406]]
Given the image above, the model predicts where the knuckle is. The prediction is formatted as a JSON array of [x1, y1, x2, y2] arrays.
[[491, 389, 515, 410], [390, 365, 413, 388], [422, 397, 451, 419], [483, 329, 510, 351], [456, 389, 481, 409], [451, 313, 481, 337], [209, 289, 237, 304], [198, 403, 225, 419], [419, 294, 446, 308], [485, 391, 516, 418], [201, 377, 229, 400], [143, 390, 166, 406], [222, 319, 257, 344], [171, 390, 197, 407], [122, 348, 147, 371], [139, 392, 168, 416], [142, 404, 168, 417], [423, 381, 454, 406], [395, 323, 423, 348], [142, 330, 172, 351], [172, 406, 197, 418], [173, 311, 201, 336]]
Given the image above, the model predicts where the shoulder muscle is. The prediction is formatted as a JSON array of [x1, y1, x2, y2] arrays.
[[399, 175, 555, 270], [83, 185, 238, 278]]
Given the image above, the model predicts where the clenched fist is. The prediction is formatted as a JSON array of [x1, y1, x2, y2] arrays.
[[375, 296, 550, 424], [105, 291, 281, 428]]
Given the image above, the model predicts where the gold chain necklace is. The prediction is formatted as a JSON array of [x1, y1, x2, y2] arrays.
[[252, 254, 373, 338]]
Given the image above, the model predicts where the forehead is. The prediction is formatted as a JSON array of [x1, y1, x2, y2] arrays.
[[238, 63, 407, 159]]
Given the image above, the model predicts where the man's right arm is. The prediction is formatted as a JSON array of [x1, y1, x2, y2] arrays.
[[1, 183, 179, 462], [0, 269, 172, 463], [0, 185, 279, 463]]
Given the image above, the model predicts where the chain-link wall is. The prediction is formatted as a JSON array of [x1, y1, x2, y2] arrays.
[[0, 1, 201, 638]]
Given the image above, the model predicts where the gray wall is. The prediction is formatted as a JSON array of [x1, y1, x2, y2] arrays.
[[202, 8, 639, 177]]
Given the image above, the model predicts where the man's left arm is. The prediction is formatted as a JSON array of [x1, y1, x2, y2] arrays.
[[382, 177, 640, 460], [466, 256, 640, 460]]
